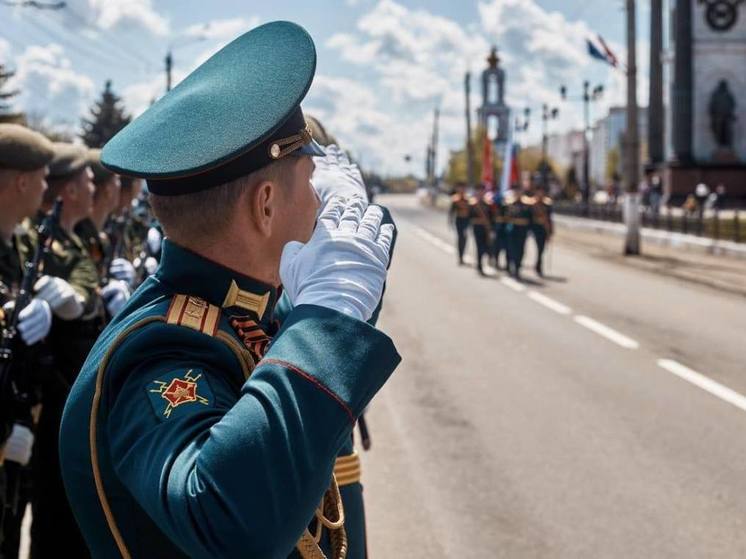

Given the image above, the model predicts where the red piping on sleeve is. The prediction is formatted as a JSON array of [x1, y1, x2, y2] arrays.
[[259, 358, 355, 426]]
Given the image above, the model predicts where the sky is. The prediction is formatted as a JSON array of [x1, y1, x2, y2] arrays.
[[0, 0, 652, 177]]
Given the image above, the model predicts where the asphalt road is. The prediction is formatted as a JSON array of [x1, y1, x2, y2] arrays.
[[362, 194, 746, 558]]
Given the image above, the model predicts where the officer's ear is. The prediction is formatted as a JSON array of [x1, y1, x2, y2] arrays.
[[246, 178, 275, 238]]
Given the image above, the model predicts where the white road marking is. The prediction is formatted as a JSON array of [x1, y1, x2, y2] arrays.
[[657, 359, 746, 413], [573, 315, 640, 349], [500, 277, 526, 292], [410, 224, 455, 255], [527, 291, 572, 315]]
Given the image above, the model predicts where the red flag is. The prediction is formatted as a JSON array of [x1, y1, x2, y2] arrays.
[[510, 145, 520, 186], [481, 133, 493, 189]]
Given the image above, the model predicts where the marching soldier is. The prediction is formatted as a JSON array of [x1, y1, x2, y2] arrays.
[[529, 185, 554, 277], [504, 187, 532, 280], [0, 124, 55, 558], [59, 21, 399, 559], [489, 191, 508, 270], [470, 185, 493, 276], [448, 182, 470, 265]]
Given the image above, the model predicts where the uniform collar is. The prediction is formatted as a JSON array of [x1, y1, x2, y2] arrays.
[[155, 239, 279, 326]]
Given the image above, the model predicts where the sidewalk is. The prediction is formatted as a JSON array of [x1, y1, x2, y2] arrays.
[[554, 218, 746, 298]]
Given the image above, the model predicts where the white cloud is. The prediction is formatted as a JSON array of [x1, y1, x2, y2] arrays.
[[88, 0, 170, 36], [305, 74, 430, 175], [9, 43, 95, 130], [183, 16, 260, 42], [321, 0, 648, 175]]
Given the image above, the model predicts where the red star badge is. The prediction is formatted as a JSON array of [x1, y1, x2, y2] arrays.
[[150, 370, 209, 418]]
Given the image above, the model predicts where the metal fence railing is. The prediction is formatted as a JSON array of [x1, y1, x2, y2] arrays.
[[554, 203, 744, 244]]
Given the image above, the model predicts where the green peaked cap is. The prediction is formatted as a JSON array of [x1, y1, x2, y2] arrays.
[[101, 21, 324, 196]]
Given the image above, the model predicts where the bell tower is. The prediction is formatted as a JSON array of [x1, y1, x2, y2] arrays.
[[477, 46, 511, 144]]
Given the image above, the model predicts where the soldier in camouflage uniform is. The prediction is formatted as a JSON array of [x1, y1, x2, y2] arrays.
[[30, 143, 129, 558], [75, 149, 136, 292], [0, 124, 56, 558]]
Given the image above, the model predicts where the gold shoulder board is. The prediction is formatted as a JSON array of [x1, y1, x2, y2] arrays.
[[166, 294, 221, 337]]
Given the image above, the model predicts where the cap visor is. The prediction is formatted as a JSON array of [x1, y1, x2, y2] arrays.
[[298, 139, 325, 157]]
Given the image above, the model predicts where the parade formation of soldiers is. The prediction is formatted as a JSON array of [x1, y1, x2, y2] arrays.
[[0, 124, 160, 558], [449, 176, 554, 280]]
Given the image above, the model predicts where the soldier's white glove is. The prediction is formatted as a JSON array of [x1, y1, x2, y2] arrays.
[[109, 258, 135, 286], [4, 423, 33, 466], [147, 227, 162, 255], [102, 280, 130, 317], [16, 298, 52, 345], [280, 198, 394, 322], [144, 256, 158, 276], [34, 276, 84, 321], [311, 144, 368, 205]]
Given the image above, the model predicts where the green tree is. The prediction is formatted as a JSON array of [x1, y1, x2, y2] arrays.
[[605, 147, 620, 181], [0, 63, 22, 124], [81, 80, 130, 148], [445, 125, 501, 188]]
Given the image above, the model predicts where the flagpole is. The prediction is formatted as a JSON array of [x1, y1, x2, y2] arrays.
[[500, 116, 513, 196]]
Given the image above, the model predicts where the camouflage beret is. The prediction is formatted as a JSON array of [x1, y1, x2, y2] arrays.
[[306, 115, 338, 148], [0, 124, 55, 171], [48, 142, 89, 181], [87, 148, 115, 185]]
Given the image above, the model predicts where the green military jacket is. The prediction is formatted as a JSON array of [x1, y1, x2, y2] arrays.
[[0, 226, 36, 444], [504, 194, 533, 229], [28, 213, 103, 321], [75, 218, 112, 281], [60, 240, 400, 558], [0, 226, 34, 305]]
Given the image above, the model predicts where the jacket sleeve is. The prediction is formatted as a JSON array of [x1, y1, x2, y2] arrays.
[[69, 251, 102, 317], [107, 304, 400, 559]]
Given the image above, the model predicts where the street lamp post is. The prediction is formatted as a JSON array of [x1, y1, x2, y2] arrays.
[[560, 82, 603, 209], [165, 26, 210, 93], [541, 103, 559, 187]]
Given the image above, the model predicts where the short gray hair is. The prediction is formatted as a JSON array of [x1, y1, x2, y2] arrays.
[[150, 157, 298, 243]]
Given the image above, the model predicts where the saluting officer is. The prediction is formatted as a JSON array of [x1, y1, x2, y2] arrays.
[[529, 185, 554, 277], [59, 21, 399, 559], [0, 124, 55, 558], [448, 182, 471, 265], [469, 184, 493, 276]]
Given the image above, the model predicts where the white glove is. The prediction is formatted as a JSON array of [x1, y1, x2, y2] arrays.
[[144, 256, 158, 276], [101, 280, 130, 317], [16, 298, 52, 345], [280, 198, 394, 322], [147, 227, 162, 255], [311, 144, 368, 205], [109, 258, 135, 285], [4, 423, 33, 466], [34, 276, 84, 320]]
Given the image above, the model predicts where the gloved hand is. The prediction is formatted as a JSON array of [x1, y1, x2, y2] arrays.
[[311, 144, 368, 205], [4, 423, 34, 466], [144, 256, 158, 276], [109, 258, 135, 286], [147, 227, 163, 255], [15, 298, 52, 345], [34, 276, 84, 320], [101, 280, 130, 317], [280, 197, 394, 322]]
